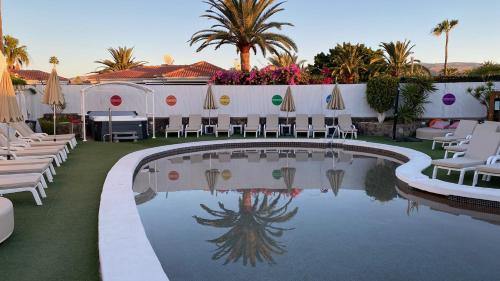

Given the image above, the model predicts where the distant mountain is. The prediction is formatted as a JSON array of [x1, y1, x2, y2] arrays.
[[421, 62, 481, 75]]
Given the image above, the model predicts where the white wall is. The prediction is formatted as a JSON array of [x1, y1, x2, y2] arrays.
[[22, 82, 495, 120]]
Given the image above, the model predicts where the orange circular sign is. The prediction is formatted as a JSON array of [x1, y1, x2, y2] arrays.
[[168, 171, 179, 181], [219, 95, 230, 106], [221, 169, 232, 180], [110, 95, 122, 106], [166, 95, 177, 106]]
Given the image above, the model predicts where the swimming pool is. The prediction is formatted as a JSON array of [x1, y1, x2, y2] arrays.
[[133, 147, 500, 281]]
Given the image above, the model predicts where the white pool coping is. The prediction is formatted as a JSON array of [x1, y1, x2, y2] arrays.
[[99, 139, 500, 281]]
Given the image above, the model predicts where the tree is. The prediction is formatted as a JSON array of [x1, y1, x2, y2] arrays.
[[49, 56, 59, 67], [311, 43, 384, 82], [431, 19, 459, 76], [0, 0, 3, 53], [380, 40, 430, 77], [189, 0, 297, 72], [467, 61, 500, 77], [94, 46, 146, 73], [268, 53, 305, 68], [3, 35, 29, 70], [193, 191, 298, 266]]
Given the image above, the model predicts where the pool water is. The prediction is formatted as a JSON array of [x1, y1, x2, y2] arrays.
[[133, 149, 500, 281]]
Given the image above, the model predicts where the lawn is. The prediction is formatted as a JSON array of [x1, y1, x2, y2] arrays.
[[0, 136, 498, 281]]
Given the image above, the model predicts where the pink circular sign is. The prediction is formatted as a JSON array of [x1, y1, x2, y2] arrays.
[[110, 95, 122, 106]]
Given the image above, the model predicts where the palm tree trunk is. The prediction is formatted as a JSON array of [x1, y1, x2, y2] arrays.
[[242, 191, 252, 211], [444, 32, 449, 76], [240, 45, 251, 72]]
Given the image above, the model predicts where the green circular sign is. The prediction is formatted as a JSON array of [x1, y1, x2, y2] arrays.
[[272, 169, 282, 180], [272, 95, 283, 106]]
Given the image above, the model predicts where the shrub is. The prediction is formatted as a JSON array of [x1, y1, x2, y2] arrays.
[[398, 76, 437, 124], [366, 76, 399, 113], [467, 81, 494, 113]]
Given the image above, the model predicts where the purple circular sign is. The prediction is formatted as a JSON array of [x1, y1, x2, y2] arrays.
[[442, 93, 456, 105]]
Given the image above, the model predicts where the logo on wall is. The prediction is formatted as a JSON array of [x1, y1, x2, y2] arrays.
[[272, 169, 282, 180], [221, 169, 232, 180], [168, 171, 180, 181], [110, 95, 122, 106], [272, 95, 283, 106], [326, 94, 332, 104], [442, 93, 456, 105], [166, 95, 177, 106], [219, 95, 230, 106]]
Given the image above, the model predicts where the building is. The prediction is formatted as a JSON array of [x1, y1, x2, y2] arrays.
[[84, 61, 224, 85], [11, 69, 69, 85]]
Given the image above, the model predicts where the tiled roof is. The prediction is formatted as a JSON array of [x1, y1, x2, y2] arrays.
[[11, 69, 69, 81], [87, 61, 224, 81]]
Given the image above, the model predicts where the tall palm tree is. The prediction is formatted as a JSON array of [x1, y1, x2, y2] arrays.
[[0, 0, 3, 53], [380, 40, 416, 77], [190, 0, 297, 72], [431, 19, 459, 76], [3, 35, 29, 70], [49, 56, 59, 67], [193, 191, 298, 266], [268, 53, 305, 68], [94, 46, 146, 73]]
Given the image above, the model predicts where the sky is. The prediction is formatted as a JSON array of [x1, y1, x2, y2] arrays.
[[4, 0, 500, 78]]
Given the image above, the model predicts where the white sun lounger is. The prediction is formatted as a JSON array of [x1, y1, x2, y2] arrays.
[[165, 115, 183, 138], [0, 158, 56, 175], [432, 130, 500, 184], [0, 173, 46, 205], [184, 115, 202, 138], [244, 115, 261, 137], [0, 149, 62, 167], [215, 114, 231, 137], [0, 163, 53, 184], [311, 114, 327, 138], [444, 121, 500, 158], [337, 114, 358, 139], [264, 115, 279, 138], [294, 114, 310, 138], [12, 122, 77, 149], [432, 120, 477, 150]]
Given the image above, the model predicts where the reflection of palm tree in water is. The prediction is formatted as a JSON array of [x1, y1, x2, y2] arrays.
[[193, 191, 298, 267]]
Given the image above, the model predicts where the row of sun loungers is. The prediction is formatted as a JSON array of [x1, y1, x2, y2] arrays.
[[431, 120, 500, 186], [165, 114, 358, 139], [0, 123, 77, 205]]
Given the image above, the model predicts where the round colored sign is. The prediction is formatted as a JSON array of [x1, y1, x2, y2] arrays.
[[168, 171, 179, 181], [272, 95, 283, 106], [221, 169, 232, 180], [272, 169, 282, 180], [166, 95, 177, 106], [110, 95, 122, 106], [326, 94, 332, 104], [220, 95, 230, 106], [442, 93, 456, 105]]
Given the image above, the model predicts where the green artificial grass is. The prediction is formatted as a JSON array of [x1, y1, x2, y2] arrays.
[[0, 136, 498, 281]]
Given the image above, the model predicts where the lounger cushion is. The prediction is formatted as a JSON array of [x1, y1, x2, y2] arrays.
[[432, 157, 485, 169], [0, 174, 41, 189], [0, 163, 49, 174], [433, 136, 460, 142], [416, 127, 455, 140], [476, 163, 500, 174], [0, 159, 52, 166], [29, 141, 68, 147], [165, 126, 182, 132]]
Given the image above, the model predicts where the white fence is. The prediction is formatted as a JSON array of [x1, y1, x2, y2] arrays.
[[18, 82, 495, 120]]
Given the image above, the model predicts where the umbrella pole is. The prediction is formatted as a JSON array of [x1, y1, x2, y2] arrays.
[[53, 104, 57, 142], [7, 124, 11, 160]]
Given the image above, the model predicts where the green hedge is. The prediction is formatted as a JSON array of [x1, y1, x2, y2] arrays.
[[366, 76, 399, 113]]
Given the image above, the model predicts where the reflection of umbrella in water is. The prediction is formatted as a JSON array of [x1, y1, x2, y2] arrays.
[[205, 169, 220, 195], [326, 169, 344, 196], [281, 167, 296, 191]]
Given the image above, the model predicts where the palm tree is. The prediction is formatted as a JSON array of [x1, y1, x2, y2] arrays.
[[193, 191, 298, 266], [431, 19, 459, 76], [268, 53, 305, 68], [3, 35, 29, 70], [380, 40, 419, 77], [49, 56, 59, 67], [0, 0, 3, 53], [189, 0, 297, 72], [331, 43, 370, 84], [94, 46, 146, 73]]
